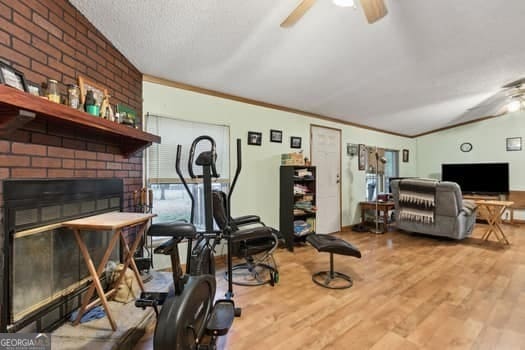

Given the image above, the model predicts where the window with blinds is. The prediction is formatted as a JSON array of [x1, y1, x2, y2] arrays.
[[145, 114, 230, 229], [364, 149, 399, 201]]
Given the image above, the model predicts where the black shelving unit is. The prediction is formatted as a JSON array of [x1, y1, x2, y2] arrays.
[[279, 165, 317, 251]]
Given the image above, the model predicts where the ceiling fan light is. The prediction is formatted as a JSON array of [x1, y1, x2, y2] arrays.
[[333, 0, 356, 8], [507, 99, 521, 113]]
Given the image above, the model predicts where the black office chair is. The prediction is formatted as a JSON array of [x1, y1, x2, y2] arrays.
[[212, 190, 279, 286]]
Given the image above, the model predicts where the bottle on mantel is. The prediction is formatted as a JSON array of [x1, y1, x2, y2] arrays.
[[47, 79, 60, 103]]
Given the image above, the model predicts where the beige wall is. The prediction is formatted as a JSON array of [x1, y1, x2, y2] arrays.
[[416, 110, 525, 219], [416, 111, 525, 189], [143, 81, 417, 229]]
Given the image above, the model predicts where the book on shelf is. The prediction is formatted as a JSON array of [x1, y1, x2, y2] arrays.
[[293, 184, 311, 195], [306, 217, 316, 233], [293, 220, 312, 236], [293, 169, 314, 181]]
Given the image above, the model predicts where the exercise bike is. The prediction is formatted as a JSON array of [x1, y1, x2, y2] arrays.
[[136, 136, 238, 350]]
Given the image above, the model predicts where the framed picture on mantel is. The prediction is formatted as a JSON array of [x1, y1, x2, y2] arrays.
[[0, 61, 27, 92], [78, 76, 108, 107]]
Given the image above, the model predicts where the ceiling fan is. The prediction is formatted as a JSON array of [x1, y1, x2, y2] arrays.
[[280, 0, 388, 28], [467, 78, 525, 115], [502, 78, 525, 112]]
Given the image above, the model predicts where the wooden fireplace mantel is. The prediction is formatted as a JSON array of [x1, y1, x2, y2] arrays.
[[0, 85, 160, 157]]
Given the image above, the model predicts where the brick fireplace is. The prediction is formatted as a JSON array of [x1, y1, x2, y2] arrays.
[[3, 178, 123, 332], [0, 0, 144, 212], [0, 0, 153, 332]]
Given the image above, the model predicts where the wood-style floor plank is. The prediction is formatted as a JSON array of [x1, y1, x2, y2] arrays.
[[134, 224, 525, 349]]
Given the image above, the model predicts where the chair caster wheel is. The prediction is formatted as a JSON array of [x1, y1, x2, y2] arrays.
[[268, 270, 279, 286]]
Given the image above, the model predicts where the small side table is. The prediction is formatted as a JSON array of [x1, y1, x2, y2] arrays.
[[62, 212, 156, 330], [359, 201, 395, 233], [474, 200, 513, 245]]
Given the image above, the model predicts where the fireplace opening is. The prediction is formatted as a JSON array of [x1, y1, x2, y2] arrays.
[[2, 179, 123, 332]]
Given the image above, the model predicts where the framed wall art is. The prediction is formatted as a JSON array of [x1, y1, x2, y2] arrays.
[[290, 136, 302, 149], [248, 131, 262, 146], [270, 129, 283, 143], [506, 137, 522, 151], [402, 149, 409, 162], [358, 144, 366, 170], [0, 61, 27, 92]]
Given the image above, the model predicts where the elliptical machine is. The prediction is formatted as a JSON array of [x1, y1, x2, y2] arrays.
[[136, 136, 239, 350]]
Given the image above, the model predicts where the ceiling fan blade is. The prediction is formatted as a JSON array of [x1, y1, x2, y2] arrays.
[[280, 0, 316, 28], [502, 77, 525, 89], [360, 0, 388, 24]]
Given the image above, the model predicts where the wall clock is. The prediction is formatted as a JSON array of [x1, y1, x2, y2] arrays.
[[460, 142, 473, 152]]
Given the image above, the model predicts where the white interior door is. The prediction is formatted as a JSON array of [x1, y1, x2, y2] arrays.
[[311, 125, 341, 234]]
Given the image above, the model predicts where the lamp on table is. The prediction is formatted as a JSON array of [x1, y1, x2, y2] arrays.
[[371, 147, 387, 234]]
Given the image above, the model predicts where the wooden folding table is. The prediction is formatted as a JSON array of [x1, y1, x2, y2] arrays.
[[474, 200, 513, 245], [62, 212, 156, 330]]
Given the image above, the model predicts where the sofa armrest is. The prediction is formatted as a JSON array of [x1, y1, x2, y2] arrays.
[[460, 199, 477, 216]]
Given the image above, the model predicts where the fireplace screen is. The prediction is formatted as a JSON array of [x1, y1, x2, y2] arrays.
[[2, 179, 123, 332]]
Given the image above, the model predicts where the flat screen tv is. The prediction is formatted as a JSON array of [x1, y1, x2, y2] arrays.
[[441, 163, 509, 194]]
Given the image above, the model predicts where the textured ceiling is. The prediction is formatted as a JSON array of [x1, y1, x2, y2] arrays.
[[69, 0, 525, 136]]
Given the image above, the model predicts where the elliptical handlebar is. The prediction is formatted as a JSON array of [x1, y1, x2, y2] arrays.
[[226, 139, 242, 221], [188, 136, 219, 179], [175, 144, 195, 223]]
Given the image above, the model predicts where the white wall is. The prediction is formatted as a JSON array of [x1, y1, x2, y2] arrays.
[[416, 110, 525, 188], [416, 110, 525, 219], [143, 81, 417, 229]]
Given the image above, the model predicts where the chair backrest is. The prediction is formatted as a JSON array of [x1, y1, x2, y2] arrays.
[[391, 179, 463, 217], [212, 190, 239, 231], [434, 181, 463, 217], [212, 190, 228, 230]]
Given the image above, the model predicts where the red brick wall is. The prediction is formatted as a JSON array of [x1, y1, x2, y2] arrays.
[[0, 0, 142, 115], [0, 140, 142, 205], [0, 0, 144, 221]]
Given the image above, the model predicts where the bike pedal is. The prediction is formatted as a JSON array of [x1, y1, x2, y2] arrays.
[[135, 299, 156, 308], [135, 292, 168, 308], [205, 299, 235, 336]]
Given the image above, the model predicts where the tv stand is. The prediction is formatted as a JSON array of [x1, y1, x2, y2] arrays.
[[463, 194, 503, 201]]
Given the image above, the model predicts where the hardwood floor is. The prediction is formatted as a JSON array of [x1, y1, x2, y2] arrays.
[[134, 224, 525, 349]]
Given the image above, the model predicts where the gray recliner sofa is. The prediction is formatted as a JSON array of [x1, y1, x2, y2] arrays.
[[391, 179, 477, 240]]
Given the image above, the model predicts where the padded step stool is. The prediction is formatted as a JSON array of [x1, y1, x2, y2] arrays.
[[306, 234, 361, 289]]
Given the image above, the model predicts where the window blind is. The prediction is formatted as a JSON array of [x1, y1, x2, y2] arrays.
[[145, 114, 230, 183]]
